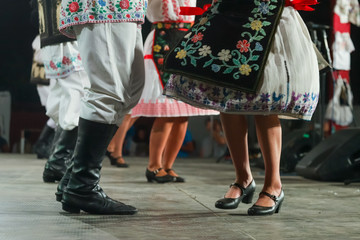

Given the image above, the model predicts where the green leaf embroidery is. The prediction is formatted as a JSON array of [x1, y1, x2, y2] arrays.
[[254, 35, 264, 41], [190, 58, 197, 67], [250, 55, 260, 61], [203, 59, 213, 68], [243, 23, 251, 28], [232, 58, 240, 66], [223, 68, 234, 74], [259, 28, 266, 36], [269, 5, 277, 10], [241, 55, 247, 64]]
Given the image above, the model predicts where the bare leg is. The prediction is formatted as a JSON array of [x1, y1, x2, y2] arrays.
[[220, 113, 253, 198], [148, 117, 174, 176], [162, 117, 188, 176], [254, 115, 282, 207], [109, 114, 131, 155], [113, 115, 139, 164]]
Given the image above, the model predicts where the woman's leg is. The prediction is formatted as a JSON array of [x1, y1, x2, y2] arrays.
[[162, 117, 188, 176], [220, 113, 253, 198], [148, 117, 174, 176], [254, 115, 282, 207], [107, 114, 139, 164]]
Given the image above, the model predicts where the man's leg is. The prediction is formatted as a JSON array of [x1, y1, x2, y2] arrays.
[[60, 23, 144, 214]]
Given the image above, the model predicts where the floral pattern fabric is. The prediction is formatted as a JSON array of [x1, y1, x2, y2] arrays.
[[59, 0, 147, 38], [42, 41, 84, 78], [164, 7, 320, 120], [151, 22, 192, 87], [165, 75, 319, 120], [164, 0, 285, 93]]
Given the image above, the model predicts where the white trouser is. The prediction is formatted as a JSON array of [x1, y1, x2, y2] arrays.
[[46, 70, 89, 130], [74, 22, 145, 126], [36, 82, 52, 107]]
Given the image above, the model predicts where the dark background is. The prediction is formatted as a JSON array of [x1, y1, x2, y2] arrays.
[[0, 0, 359, 148]]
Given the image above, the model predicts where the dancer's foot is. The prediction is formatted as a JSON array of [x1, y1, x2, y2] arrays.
[[224, 179, 254, 198], [253, 187, 282, 207], [215, 180, 255, 209], [165, 169, 185, 182], [116, 156, 129, 168], [146, 168, 173, 183]]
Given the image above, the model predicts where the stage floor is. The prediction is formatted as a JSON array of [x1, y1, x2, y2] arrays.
[[1, 153, 359, 240]]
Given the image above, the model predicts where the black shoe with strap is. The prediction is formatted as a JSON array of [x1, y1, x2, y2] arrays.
[[105, 151, 117, 166], [165, 169, 185, 183], [61, 118, 137, 215], [247, 189, 284, 216], [215, 180, 256, 209], [116, 156, 129, 168], [146, 168, 174, 183]]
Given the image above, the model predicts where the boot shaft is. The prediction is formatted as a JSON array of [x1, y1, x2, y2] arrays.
[[68, 118, 117, 191]]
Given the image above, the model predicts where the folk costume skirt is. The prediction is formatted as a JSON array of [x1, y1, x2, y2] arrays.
[[131, 22, 219, 117], [164, 6, 320, 120]]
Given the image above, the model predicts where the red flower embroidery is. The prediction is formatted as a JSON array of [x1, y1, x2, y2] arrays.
[[108, 14, 113, 19], [62, 56, 71, 65], [50, 61, 57, 70], [191, 33, 204, 43], [77, 54, 82, 60], [164, 23, 172, 29], [119, 0, 130, 9], [236, 40, 250, 53], [74, 17, 79, 21], [164, 45, 170, 51], [126, 14, 131, 18], [69, 2, 79, 13], [61, 20, 65, 25], [89, 15, 94, 19], [157, 58, 164, 65]]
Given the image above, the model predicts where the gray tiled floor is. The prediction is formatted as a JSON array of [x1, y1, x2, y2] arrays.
[[1, 153, 360, 240]]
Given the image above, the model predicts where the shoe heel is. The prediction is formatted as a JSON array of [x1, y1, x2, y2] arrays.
[[62, 203, 80, 213], [275, 201, 283, 213], [242, 191, 254, 204], [146, 176, 153, 183], [55, 192, 62, 202], [43, 176, 56, 183]]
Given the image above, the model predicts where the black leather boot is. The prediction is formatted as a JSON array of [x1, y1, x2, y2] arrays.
[[34, 124, 55, 159], [43, 127, 78, 183], [55, 162, 73, 202], [61, 118, 138, 215]]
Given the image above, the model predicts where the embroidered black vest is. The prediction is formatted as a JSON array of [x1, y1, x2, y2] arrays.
[[37, 0, 73, 47]]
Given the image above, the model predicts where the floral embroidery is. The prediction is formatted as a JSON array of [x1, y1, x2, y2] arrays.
[[176, 50, 187, 59], [60, 0, 147, 38], [116, 0, 133, 11], [171, 0, 279, 82], [165, 76, 319, 119], [119, 0, 130, 9], [44, 52, 83, 78], [66, 0, 83, 14], [250, 20, 263, 31], [198, 45, 211, 56], [237, 40, 250, 53], [98, 0, 106, 7], [151, 22, 193, 87], [191, 33, 204, 43], [153, 45, 162, 52], [239, 64, 252, 76], [217, 49, 231, 62]]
